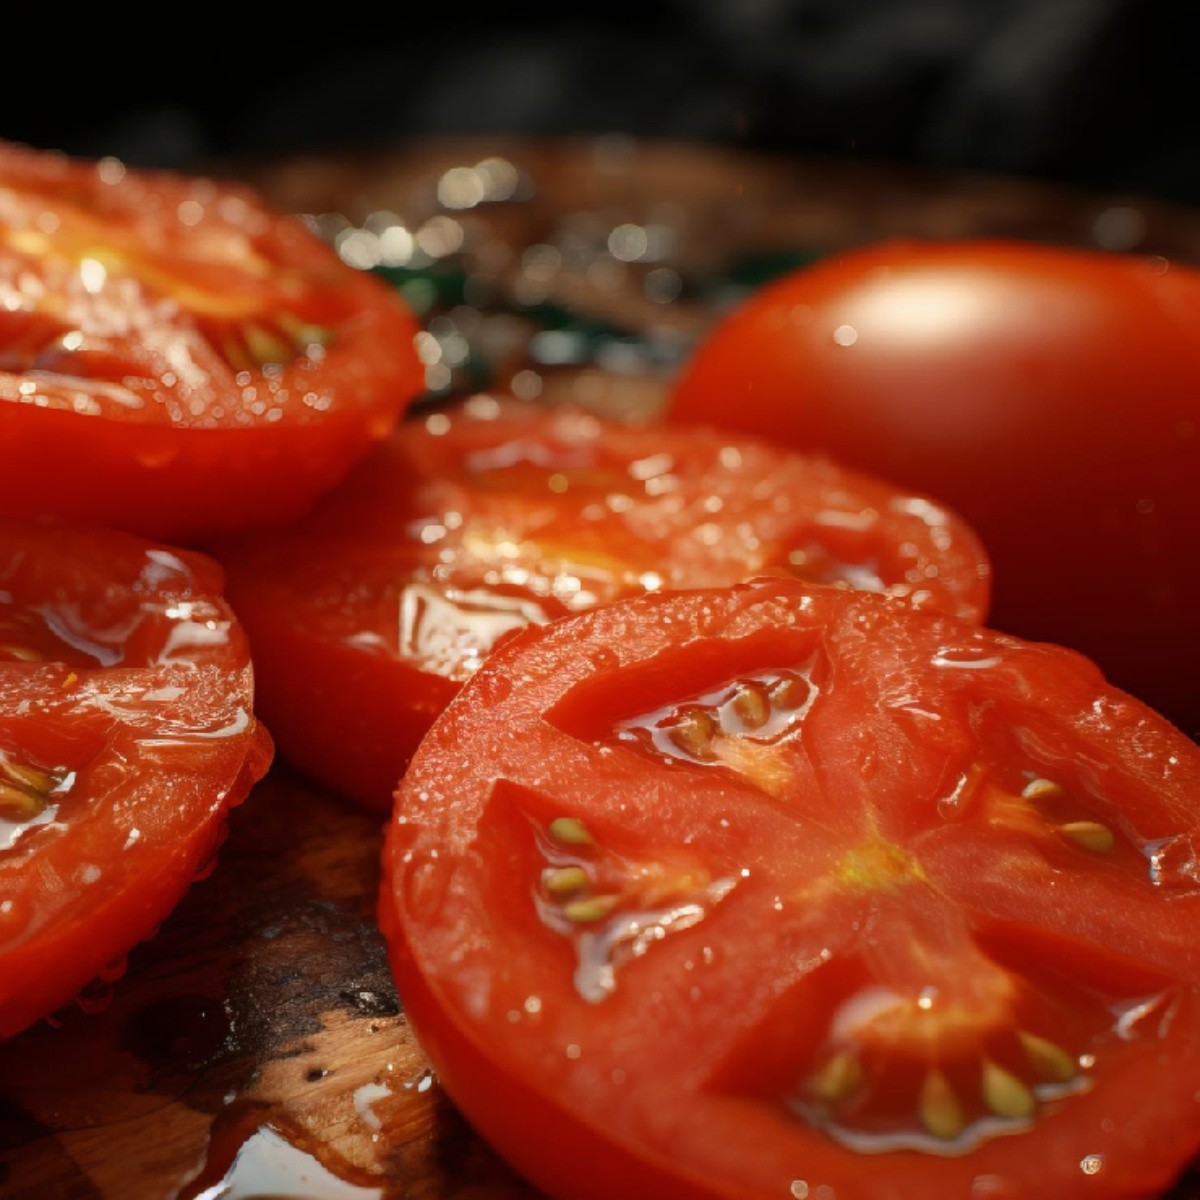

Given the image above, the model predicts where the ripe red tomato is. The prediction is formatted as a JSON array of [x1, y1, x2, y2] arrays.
[[670, 241, 1200, 733], [0, 522, 272, 1037], [381, 579, 1200, 1200], [220, 396, 990, 809], [0, 142, 422, 542]]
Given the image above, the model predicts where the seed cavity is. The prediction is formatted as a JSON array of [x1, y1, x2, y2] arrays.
[[217, 314, 334, 373], [277, 312, 333, 349], [620, 663, 819, 780]]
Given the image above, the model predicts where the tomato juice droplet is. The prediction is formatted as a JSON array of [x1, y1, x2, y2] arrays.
[[1143, 833, 1200, 892], [177, 1105, 383, 1200], [564, 886, 736, 1003]]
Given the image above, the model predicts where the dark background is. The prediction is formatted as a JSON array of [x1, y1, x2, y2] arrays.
[[6, 0, 1197, 203]]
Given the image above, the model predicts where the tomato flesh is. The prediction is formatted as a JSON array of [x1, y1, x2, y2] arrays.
[[669, 240, 1200, 732], [0, 522, 272, 1037], [0, 142, 422, 540], [220, 396, 990, 809], [381, 581, 1200, 1200]]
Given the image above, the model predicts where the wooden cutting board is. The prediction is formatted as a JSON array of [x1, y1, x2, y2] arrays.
[[1, 141, 1197, 1200]]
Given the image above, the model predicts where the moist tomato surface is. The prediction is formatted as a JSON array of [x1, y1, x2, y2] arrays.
[[381, 580, 1200, 1200], [221, 396, 990, 809], [0, 142, 422, 541], [0, 522, 272, 1037], [669, 240, 1200, 733]]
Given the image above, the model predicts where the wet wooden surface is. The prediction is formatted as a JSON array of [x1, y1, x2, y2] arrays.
[[1, 141, 1197, 1199], [0, 773, 531, 1199]]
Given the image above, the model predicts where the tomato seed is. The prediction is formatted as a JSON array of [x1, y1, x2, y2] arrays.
[[0, 760, 55, 795], [0, 782, 43, 819], [1022, 778, 1065, 803], [1017, 1031, 1077, 1082], [919, 1069, 966, 1140], [981, 1059, 1035, 1120], [244, 324, 293, 367], [1060, 821, 1115, 854], [544, 866, 589, 897], [0, 643, 43, 662], [768, 673, 810, 711], [667, 707, 717, 759], [563, 895, 621, 923], [731, 684, 770, 730], [808, 1048, 862, 1103], [548, 817, 594, 846]]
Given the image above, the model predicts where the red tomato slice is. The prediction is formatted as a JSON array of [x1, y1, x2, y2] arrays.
[[381, 580, 1200, 1200], [220, 396, 990, 809], [0, 522, 272, 1037], [0, 143, 422, 541], [669, 240, 1200, 732]]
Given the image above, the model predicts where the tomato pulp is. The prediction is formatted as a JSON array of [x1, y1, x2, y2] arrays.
[[221, 396, 990, 809], [382, 580, 1200, 1200], [0, 143, 422, 541], [670, 240, 1200, 732], [0, 522, 272, 1037]]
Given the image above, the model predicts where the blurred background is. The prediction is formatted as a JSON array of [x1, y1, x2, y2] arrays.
[[8, 0, 1196, 202]]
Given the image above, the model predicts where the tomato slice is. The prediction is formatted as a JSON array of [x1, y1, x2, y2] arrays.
[[220, 396, 990, 809], [0, 143, 422, 541], [380, 580, 1200, 1200], [0, 522, 272, 1037]]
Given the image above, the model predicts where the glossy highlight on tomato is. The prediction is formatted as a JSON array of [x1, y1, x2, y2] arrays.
[[221, 395, 989, 809], [670, 240, 1200, 732], [381, 580, 1200, 1200], [0, 142, 423, 541], [0, 522, 272, 1037]]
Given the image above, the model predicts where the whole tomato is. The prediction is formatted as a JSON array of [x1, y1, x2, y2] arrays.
[[671, 241, 1200, 732]]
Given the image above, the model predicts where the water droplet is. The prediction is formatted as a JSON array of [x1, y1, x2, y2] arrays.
[[1080, 1153, 1104, 1176], [931, 645, 1004, 671], [179, 1117, 382, 1199], [352, 1081, 391, 1132], [562, 881, 736, 1003], [1143, 833, 1200, 891]]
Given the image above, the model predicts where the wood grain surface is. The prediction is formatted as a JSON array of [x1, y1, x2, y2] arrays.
[[1, 140, 1196, 1200]]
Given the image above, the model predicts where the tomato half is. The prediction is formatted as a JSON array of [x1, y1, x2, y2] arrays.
[[0, 522, 272, 1037], [382, 580, 1200, 1200], [669, 240, 1200, 733], [220, 396, 989, 809], [0, 142, 422, 541]]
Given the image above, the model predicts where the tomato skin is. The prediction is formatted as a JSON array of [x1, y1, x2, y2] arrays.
[[670, 241, 1200, 732], [222, 397, 989, 809], [381, 581, 1200, 1200], [0, 143, 422, 541], [0, 522, 272, 1037]]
